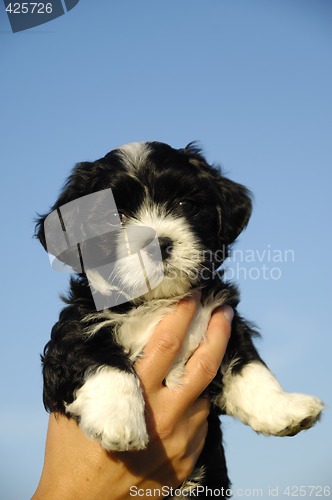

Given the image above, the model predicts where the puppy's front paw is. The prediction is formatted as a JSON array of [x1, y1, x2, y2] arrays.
[[265, 393, 323, 437], [221, 361, 324, 437], [241, 391, 324, 437], [65, 367, 149, 451], [89, 410, 149, 451]]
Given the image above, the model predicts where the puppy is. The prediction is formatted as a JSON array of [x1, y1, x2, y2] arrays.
[[35, 142, 323, 498]]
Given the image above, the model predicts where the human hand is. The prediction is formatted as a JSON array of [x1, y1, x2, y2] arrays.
[[32, 295, 232, 500]]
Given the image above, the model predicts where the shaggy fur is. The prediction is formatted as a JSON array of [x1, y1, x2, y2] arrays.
[[35, 142, 323, 498]]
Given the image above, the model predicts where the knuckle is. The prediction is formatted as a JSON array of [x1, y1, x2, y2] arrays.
[[175, 433, 188, 457], [212, 310, 232, 336], [157, 416, 175, 440], [221, 316, 232, 337], [196, 397, 211, 416], [197, 354, 219, 380], [223, 318, 232, 338], [179, 297, 198, 314], [179, 456, 196, 480], [154, 331, 181, 355]]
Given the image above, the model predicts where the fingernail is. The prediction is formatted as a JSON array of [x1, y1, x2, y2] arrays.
[[219, 305, 234, 322], [186, 289, 201, 301]]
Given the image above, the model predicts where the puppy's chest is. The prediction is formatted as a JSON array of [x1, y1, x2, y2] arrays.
[[114, 294, 227, 381]]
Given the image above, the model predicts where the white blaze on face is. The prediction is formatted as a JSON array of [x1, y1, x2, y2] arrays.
[[118, 205, 203, 299], [117, 142, 151, 171]]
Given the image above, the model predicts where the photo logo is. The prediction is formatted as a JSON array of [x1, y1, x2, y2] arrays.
[[43, 189, 164, 311], [3, 0, 79, 33]]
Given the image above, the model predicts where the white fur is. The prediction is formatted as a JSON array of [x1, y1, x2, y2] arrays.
[[219, 361, 324, 436], [114, 301, 176, 361], [173, 467, 206, 499], [86, 268, 118, 297], [84, 291, 229, 381], [86, 207, 204, 305], [119, 206, 204, 299], [117, 142, 150, 171], [164, 292, 229, 388], [65, 366, 148, 451], [114, 227, 164, 294]]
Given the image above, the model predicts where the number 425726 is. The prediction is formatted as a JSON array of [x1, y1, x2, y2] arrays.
[[5, 3, 53, 14]]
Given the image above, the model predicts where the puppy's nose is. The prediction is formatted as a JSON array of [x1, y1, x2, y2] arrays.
[[144, 236, 173, 261], [158, 237, 173, 260]]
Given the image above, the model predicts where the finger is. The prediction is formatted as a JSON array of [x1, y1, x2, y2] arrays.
[[190, 418, 208, 456], [173, 306, 233, 409], [135, 292, 201, 391], [187, 397, 211, 429], [185, 416, 208, 466]]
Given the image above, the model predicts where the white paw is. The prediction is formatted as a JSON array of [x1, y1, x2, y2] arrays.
[[220, 361, 324, 437], [247, 392, 323, 437], [65, 367, 149, 451]]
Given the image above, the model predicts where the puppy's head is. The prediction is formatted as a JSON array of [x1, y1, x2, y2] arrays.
[[36, 142, 252, 306]]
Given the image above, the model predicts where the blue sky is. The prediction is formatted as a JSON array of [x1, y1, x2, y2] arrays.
[[1, 1, 331, 498]]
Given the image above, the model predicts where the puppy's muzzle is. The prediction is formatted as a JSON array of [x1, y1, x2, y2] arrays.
[[145, 236, 173, 261]]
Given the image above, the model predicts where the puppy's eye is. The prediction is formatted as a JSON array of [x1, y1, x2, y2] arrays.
[[179, 200, 195, 210], [106, 210, 124, 227]]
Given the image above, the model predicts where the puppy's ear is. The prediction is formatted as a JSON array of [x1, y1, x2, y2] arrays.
[[217, 177, 253, 244], [181, 143, 252, 244], [34, 160, 104, 277], [35, 161, 96, 251]]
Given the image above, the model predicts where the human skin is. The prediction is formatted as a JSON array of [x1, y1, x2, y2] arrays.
[[32, 294, 233, 500]]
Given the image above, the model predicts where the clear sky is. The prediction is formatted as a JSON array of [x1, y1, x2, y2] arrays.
[[1, 1, 331, 498]]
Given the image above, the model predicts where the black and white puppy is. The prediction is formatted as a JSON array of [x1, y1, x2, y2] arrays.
[[35, 142, 323, 497]]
